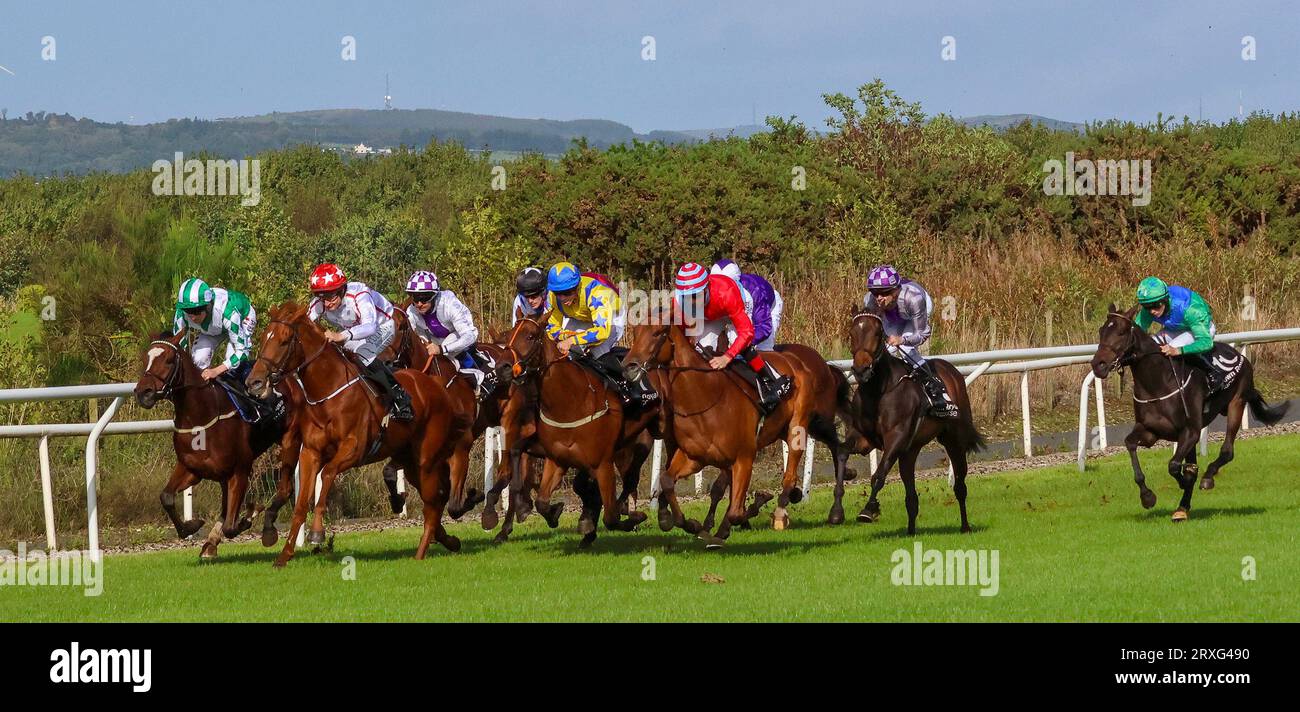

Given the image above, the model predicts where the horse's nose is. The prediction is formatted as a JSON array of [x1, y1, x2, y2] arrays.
[[1090, 358, 1110, 378], [135, 389, 156, 408], [623, 363, 643, 382], [246, 377, 266, 397]]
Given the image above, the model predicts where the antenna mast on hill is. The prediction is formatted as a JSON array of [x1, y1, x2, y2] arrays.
[[385, 74, 393, 111]]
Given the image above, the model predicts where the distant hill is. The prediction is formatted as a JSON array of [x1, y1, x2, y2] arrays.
[[0, 108, 700, 177], [676, 124, 771, 140], [957, 114, 1084, 133]]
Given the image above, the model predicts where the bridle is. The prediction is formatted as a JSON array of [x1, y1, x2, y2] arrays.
[[849, 311, 887, 385], [142, 339, 195, 399], [252, 317, 332, 387], [1101, 311, 1192, 415]]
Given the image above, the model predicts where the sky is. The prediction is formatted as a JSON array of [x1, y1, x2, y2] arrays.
[[0, 1, 1295, 132]]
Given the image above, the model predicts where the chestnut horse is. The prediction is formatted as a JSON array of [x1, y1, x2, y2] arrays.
[[133, 331, 301, 558], [621, 319, 843, 546], [246, 302, 469, 566], [842, 310, 985, 534], [1090, 304, 1289, 520], [497, 315, 653, 548]]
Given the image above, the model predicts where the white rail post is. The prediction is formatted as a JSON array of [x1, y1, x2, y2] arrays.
[[39, 435, 56, 552], [1077, 372, 1095, 472], [483, 427, 496, 493], [1020, 370, 1032, 457], [649, 439, 663, 509], [1239, 344, 1251, 430], [869, 449, 878, 475], [1093, 374, 1107, 449], [395, 467, 407, 518], [1199, 427, 1208, 456], [694, 469, 703, 494], [84, 396, 123, 558], [183, 486, 193, 522], [801, 440, 815, 495]]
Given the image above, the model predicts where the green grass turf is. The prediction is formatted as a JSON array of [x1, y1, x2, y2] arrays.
[[3, 434, 1298, 622]]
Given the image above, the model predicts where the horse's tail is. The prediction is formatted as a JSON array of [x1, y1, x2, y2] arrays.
[[1245, 388, 1289, 426]]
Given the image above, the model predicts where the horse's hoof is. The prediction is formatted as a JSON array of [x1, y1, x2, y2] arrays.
[[843, 467, 858, 482], [772, 510, 790, 531], [542, 505, 563, 529], [1171, 508, 1189, 522], [441, 535, 462, 553], [702, 537, 725, 551], [658, 507, 675, 532], [273, 553, 292, 568], [827, 508, 844, 525], [858, 506, 880, 523], [261, 527, 279, 547], [682, 519, 704, 535], [1140, 490, 1157, 509], [753, 491, 774, 508], [492, 530, 511, 545], [177, 519, 205, 539], [199, 544, 218, 560], [388, 494, 405, 515], [625, 511, 647, 528], [788, 487, 803, 504], [481, 508, 499, 531], [1200, 477, 1215, 491], [960, 524, 973, 533], [578, 533, 596, 549], [578, 517, 596, 536], [306, 529, 326, 546]]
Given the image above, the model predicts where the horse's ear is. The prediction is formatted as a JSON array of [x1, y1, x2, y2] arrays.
[[1125, 304, 1140, 318], [1107, 302, 1117, 314]]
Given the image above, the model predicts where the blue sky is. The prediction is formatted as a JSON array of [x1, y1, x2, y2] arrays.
[[0, 1, 1294, 131]]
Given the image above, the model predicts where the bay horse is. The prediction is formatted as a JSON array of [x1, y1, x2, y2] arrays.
[[1090, 304, 1289, 520], [843, 309, 986, 534], [133, 330, 301, 558], [245, 302, 470, 566], [620, 317, 846, 546], [497, 315, 653, 548]]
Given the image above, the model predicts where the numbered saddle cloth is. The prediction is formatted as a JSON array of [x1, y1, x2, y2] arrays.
[[1206, 343, 1244, 388]]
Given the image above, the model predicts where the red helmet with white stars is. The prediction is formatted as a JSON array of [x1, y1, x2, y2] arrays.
[[309, 263, 347, 293]]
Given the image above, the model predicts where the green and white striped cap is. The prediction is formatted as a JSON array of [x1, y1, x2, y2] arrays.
[[176, 278, 214, 309]]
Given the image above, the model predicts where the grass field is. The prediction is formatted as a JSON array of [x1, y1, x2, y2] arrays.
[[3, 434, 1298, 622]]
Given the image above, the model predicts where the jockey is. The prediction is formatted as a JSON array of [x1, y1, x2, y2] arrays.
[[674, 262, 791, 413], [403, 270, 493, 389], [172, 278, 280, 421], [545, 261, 652, 406], [512, 266, 547, 326], [1135, 276, 1224, 393], [710, 259, 784, 351], [307, 263, 413, 420], [863, 265, 958, 418]]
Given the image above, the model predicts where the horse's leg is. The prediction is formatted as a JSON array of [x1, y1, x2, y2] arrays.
[[533, 458, 567, 529], [1126, 425, 1159, 509], [703, 469, 727, 531], [656, 450, 712, 542], [1169, 431, 1199, 522], [859, 435, 905, 523], [262, 432, 301, 546], [200, 479, 230, 560], [275, 446, 321, 568], [713, 452, 757, 546], [431, 461, 461, 553], [221, 465, 253, 539], [1202, 393, 1245, 490], [898, 448, 921, 535], [615, 433, 651, 515], [829, 429, 869, 525], [599, 458, 644, 535], [483, 445, 511, 531], [772, 426, 808, 531], [445, 438, 478, 520], [941, 433, 972, 533], [160, 463, 204, 539], [410, 460, 437, 560]]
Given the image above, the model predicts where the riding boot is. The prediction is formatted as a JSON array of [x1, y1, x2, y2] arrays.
[[467, 347, 499, 401], [912, 361, 959, 418], [218, 364, 274, 423], [599, 351, 657, 407], [366, 359, 414, 421], [1189, 353, 1226, 394]]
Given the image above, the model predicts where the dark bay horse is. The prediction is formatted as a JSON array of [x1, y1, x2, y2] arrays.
[[621, 319, 844, 546], [1091, 304, 1289, 520], [843, 309, 986, 534], [497, 315, 653, 548], [133, 331, 301, 558], [246, 302, 470, 566]]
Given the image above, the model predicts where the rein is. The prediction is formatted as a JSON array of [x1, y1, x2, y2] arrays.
[[259, 318, 363, 406], [503, 317, 612, 428], [146, 339, 239, 432], [1104, 311, 1192, 417]]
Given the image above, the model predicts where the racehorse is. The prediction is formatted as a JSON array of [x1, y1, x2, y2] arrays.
[[842, 308, 986, 534], [496, 315, 654, 548], [694, 346, 852, 531], [245, 302, 470, 566], [133, 330, 301, 559], [1090, 304, 1289, 520], [620, 316, 845, 546]]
